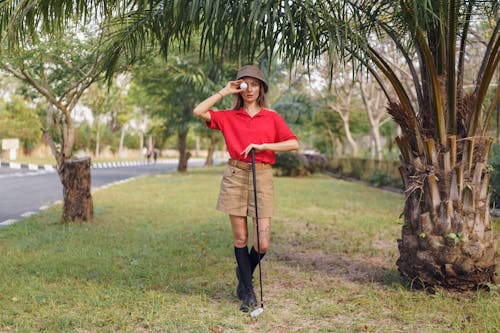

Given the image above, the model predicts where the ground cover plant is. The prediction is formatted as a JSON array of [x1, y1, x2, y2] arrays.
[[0, 167, 498, 332]]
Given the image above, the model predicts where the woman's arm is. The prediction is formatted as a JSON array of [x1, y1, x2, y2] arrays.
[[241, 139, 299, 158], [193, 80, 244, 121]]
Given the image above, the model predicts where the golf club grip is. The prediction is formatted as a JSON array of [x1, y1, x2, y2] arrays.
[[251, 149, 264, 308]]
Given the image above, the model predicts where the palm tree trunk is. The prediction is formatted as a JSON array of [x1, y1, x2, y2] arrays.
[[395, 113, 498, 289]]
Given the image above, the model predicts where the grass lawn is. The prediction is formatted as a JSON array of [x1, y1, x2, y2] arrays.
[[1, 166, 498, 332]]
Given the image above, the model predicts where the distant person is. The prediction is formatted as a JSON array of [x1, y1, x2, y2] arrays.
[[147, 150, 151, 163], [153, 149, 158, 163], [193, 65, 299, 313]]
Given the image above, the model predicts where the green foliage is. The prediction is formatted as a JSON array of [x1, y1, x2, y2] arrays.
[[303, 153, 329, 174], [2, 27, 104, 98], [130, 53, 213, 144], [274, 152, 307, 177], [489, 144, 500, 208], [274, 152, 329, 177], [446, 233, 467, 245], [122, 132, 141, 150], [0, 96, 43, 153], [329, 157, 403, 189], [308, 109, 342, 157], [369, 170, 392, 188], [74, 123, 93, 151]]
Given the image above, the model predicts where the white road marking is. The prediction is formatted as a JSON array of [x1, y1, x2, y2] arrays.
[[21, 211, 36, 218], [0, 219, 18, 226]]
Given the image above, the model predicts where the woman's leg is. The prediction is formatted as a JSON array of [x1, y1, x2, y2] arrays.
[[230, 215, 256, 311], [230, 215, 248, 248], [250, 217, 270, 273]]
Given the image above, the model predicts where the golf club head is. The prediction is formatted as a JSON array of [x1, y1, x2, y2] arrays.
[[250, 307, 263, 318]]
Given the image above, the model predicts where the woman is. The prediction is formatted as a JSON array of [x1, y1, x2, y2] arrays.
[[193, 65, 299, 312]]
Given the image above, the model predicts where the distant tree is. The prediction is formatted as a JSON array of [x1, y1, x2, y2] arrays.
[[82, 80, 129, 157], [0, 26, 116, 222], [132, 53, 211, 171], [0, 96, 42, 154]]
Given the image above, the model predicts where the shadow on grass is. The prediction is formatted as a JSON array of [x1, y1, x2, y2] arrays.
[[271, 242, 405, 289]]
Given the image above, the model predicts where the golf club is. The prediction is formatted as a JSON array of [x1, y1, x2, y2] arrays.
[[250, 148, 264, 318]]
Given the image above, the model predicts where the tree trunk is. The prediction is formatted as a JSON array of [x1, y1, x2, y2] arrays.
[[177, 129, 190, 172], [371, 127, 382, 160], [205, 133, 220, 166], [95, 126, 100, 158], [205, 141, 216, 166], [195, 136, 201, 157], [341, 114, 358, 156], [119, 126, 125, 157], [395, 132, 498, 290], [139, 131, 144, 154], [496, 102, 499, 143], [60, 157, 93, 222], [360, 80, 385, 160]]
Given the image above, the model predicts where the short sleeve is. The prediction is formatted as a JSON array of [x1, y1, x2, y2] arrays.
[[274, 114, 297, 142], [206, 110, 223, 130]]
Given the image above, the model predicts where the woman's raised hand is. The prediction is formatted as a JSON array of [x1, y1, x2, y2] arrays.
[[219, 80, 245, 97]]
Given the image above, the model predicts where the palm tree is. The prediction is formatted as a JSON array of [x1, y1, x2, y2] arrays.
[[2, 0, 498, 289]]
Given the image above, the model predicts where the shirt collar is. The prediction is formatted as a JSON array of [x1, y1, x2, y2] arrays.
[[236, 107, 266, 118]]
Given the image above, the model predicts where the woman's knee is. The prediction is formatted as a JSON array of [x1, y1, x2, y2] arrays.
[[230, 215, 248, 248], [253, 218, 270, 252], [253, 233, 270, 252], [255, 241, 269, 253], [233, 235, 248, 248]]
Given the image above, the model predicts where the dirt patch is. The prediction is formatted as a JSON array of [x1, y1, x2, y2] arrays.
[[272, 242, 396, 285]]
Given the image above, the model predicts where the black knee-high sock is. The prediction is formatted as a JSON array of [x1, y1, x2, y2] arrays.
[[234, 246, 253, 290], [249, 246, 266, 274]]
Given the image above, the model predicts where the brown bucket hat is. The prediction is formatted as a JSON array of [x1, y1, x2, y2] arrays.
[[236, 65, 269, 93]]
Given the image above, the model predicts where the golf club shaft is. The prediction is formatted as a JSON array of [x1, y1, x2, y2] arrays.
[[251, 149, 264, 308]]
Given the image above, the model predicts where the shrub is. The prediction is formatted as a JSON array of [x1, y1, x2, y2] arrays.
[[274, 152, 307, 177], [369, 170, 392, 187], [489, 144, 500, 208], [326, 157, 403, 189], [274, 152, 330, 177], [303, 153, 329, 174]]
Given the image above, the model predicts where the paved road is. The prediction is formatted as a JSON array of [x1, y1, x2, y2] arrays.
[[0, 159, 205, 225]]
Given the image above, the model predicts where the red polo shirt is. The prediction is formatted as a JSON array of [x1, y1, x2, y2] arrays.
[[206, 108, 297, 164]]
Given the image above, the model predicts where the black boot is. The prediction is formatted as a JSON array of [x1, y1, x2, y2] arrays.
[[235, 267, 244, 301], [240, 286, 257, 313], [234, 246, 252, 302], [249, 246, 266, 275]]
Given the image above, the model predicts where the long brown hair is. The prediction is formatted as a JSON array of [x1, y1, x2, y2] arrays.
[[231, 81, 268, 110]]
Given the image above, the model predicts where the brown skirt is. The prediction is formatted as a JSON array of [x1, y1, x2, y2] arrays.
[[216, 165, 274, 218]]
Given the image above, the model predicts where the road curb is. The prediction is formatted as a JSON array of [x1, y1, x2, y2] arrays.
[[0, 159, 185, 171], [1, 161, 55, 171]]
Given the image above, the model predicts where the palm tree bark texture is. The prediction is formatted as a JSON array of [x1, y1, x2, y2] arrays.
[[394, 107, 497, 289]]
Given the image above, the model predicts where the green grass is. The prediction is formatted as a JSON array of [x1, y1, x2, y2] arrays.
[[1, 167, 499, 333]]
